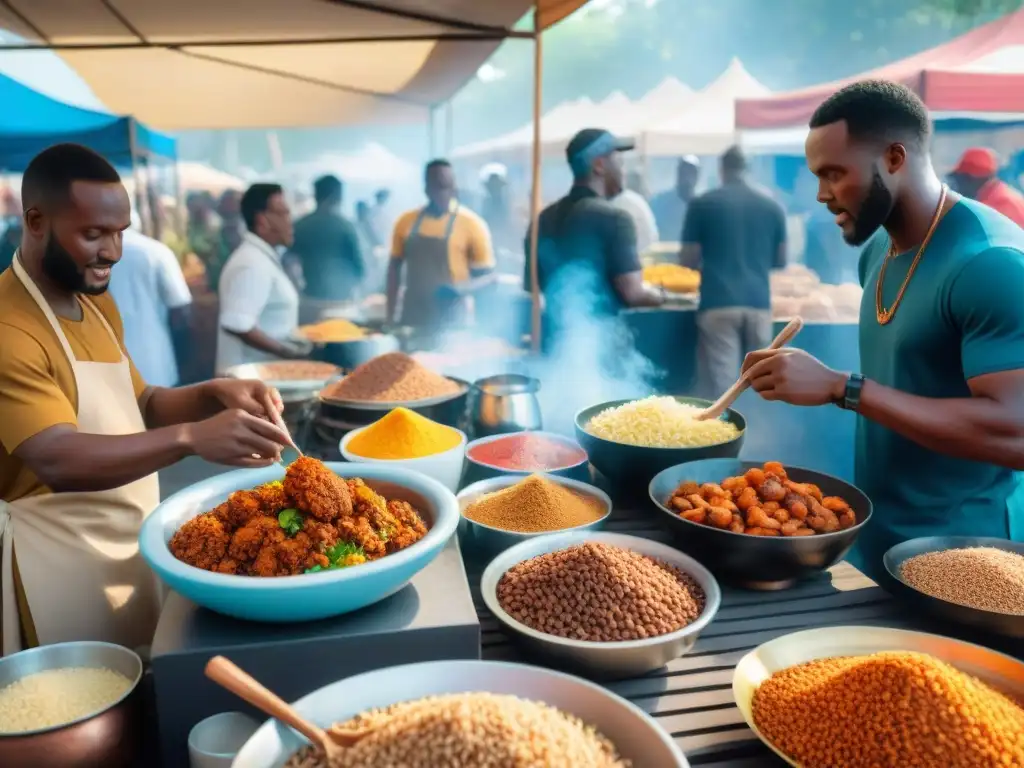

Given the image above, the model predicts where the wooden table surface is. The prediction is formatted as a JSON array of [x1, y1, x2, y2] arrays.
[[466, 505, 1011, 767]]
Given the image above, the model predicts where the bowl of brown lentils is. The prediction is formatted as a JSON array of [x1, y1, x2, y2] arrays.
[[481, 532, 721, 678]]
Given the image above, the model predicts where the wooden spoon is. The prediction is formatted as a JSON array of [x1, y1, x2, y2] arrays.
[[204, 655, 359, 759], [694, 317, 804, 421]]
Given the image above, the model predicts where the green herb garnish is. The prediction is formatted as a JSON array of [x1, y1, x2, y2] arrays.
[[278, 508, 303, 537], [305, 565, 323, 574], [378, 526, 394, 543], [326, 540, 365, 564]]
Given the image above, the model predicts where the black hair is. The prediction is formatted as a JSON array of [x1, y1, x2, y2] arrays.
[[240, 183, 283, 232], [22, 143, 121, 212], [425, 159, 452, 182], [313, 175, 342, 206], [721, 145, 747, 173], [809, 79, 930, 147]]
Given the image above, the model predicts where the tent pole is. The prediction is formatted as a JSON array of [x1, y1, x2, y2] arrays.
[[128, 119, 149, 236], [444, 101, 454, 156], [527, 19, 543, 354]]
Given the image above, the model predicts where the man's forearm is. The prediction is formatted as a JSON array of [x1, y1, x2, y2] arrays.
[[146, 382, 221, 428], [857, 379, 1024, 469], [225, 327, 302, 360], [19, 426, 192, 493]]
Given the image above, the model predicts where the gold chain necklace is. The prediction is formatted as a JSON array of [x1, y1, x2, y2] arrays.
[[875, 184, 948, 325]]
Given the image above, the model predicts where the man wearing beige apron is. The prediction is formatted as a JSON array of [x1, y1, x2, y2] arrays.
[[385, 159, 496, 332], [0, 144, 291, 656]]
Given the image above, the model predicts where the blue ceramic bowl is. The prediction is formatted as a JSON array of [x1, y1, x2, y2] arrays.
[[139, 463, 459, 623]]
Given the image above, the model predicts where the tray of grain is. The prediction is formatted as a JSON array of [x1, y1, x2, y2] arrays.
[[733, 625, 1024, 767], [882, 536, 1024, 638], [318, 352, 470, 429]]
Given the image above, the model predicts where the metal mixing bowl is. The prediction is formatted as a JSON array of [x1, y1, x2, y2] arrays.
[[574, 396, 745, 492], [481, 531, 721, 678], [457, 475, 611, 560], [883, 536, 1024, 639], [733, 625, 1024, 767], [0, 642, 143, 768], [649, 459, 872, 590], [232, 659, 689, 767]]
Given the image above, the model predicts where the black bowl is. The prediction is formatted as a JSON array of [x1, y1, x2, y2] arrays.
[[311, 332, 401, 370], [574, 396, 745, 494], [649, 459, 872, 590], [883, 536, 1024, 639]]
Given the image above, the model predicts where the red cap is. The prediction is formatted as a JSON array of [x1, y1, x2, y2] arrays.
[[952, 147, 998, 178]]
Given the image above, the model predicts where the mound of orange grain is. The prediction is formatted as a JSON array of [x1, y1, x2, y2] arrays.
[[752, 651, 1024, 767]]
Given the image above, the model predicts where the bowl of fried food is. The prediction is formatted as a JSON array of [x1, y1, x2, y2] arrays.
[[649, 459, 871, 590], [139, 457, 459, 622]]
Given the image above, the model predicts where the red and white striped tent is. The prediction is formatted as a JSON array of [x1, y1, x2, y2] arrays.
[[736, 7, 1024, 131]]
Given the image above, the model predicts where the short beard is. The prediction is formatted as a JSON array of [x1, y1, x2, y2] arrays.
[[845, 169, 894, 246], [41, 233, 107, 295]]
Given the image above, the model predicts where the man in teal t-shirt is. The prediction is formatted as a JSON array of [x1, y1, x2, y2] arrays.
[[742, 80, 1024, 580]]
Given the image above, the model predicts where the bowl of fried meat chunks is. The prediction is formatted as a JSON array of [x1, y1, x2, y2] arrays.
[[649, 459, 872, 590], [139, 457, 460, 622]]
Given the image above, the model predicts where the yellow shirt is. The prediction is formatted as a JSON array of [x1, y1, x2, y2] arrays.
[[390, 203, 495, 282], [0, 267, 147, 503]]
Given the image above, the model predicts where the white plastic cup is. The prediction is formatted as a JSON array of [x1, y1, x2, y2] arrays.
[[188, 711, 262, 768], [340, 426, 467, 492]]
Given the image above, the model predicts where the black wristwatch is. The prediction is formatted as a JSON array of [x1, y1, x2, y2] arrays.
[[839, 373, 865, 411]]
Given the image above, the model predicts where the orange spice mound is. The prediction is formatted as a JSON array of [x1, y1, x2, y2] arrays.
[[322, 352, 461, 403], [752, 651, 1024, 768]]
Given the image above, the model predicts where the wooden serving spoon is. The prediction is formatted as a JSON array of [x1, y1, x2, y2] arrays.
[[204, 655, 360, 760], [694, 317, 804, 421]]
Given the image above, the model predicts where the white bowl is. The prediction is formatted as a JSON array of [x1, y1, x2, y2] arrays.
[[733, 625, 1024, 767], [340, 425, 467, 492], [481, 531, 721, 677], [231, 660, 689, 767], [457, 474, 612, 559]]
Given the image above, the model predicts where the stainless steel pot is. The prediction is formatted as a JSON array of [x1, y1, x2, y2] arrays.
[[0, 642, 143, 768], [470, 374, 542, 438]]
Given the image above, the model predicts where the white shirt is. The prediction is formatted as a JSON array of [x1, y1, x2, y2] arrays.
[[612, 189, 659, 255], [216, 232, 300, 373], [108, 228, 192, 388]]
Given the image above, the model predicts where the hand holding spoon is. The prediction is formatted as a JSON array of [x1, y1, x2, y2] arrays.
[[694, 317, 804, 421]]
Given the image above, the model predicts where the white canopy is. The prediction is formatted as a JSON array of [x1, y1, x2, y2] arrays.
[[0, 0, 590, 130], [641, 58, 770, 155]]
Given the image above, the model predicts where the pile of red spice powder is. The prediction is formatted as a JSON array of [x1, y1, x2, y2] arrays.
[[467, 433, 587, 471]]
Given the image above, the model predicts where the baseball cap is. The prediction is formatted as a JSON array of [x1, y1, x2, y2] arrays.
[[566, 128, 635, 177], [952, 147, 998, 178]]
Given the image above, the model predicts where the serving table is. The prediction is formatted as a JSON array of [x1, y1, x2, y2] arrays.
[[465, 503, 1024, 767], [149, 537, 480, 768]]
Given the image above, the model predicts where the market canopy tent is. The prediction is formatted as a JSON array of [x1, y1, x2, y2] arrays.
[[736, 6, 1024, 131], [641, 58, 769, 155], [452, 97, 596, 159], [0, 0, 588, 130], [0, 70, 174, 170]]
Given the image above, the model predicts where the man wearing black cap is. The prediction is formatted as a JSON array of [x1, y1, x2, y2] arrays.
[[526, 128, 664, 354], [683, 145, 787, 398]]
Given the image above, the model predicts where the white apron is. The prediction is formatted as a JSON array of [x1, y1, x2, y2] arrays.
[[0, 256, 162, 656]]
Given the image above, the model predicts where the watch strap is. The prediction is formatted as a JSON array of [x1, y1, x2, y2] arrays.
[[842, 373, 865, 411]]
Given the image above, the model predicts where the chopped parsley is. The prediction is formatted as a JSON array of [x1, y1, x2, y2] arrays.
[[277, 508, 304, 537], [378, 526, 395, 543], [304, 540, 367, 573]]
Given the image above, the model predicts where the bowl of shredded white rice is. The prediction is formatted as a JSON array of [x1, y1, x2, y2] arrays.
[[0, 641, 142, 767], [575, 396, 745, 490]]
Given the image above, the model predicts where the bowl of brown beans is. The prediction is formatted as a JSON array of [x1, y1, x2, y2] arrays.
[[480, 532, 721, 678], [233, 659, 690, 767], [733, 625, 1024, 768], [649, 459, 872, 590], [882, 536, 1024, 638]]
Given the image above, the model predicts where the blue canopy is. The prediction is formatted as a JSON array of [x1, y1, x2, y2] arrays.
[[0, 71, 175, 171]]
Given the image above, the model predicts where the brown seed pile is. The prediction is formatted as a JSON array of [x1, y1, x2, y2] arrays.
[[283, 692, 630, 768], [497, 542, 705, 642], [753, 651, 1024, 768], [901, 546, 1024, 615], [321, 352, 462, 402], [464, 475, 605, 533]]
